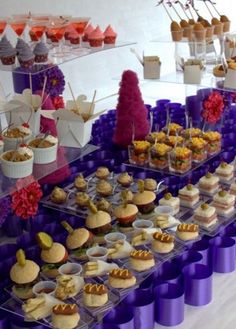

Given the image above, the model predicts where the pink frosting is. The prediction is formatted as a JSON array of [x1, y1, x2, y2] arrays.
[[104, 25, 117, 38], [89, 26, 104, 40], [84, 23, 94, 35], [69, 31, 80, 39]]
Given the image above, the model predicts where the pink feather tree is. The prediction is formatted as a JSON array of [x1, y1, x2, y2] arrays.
[[113, 70, 150, 147]]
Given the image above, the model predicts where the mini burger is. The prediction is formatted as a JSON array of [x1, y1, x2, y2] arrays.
[[10, 249, 40, 299], [36, 232, 68, 278], [133, 180, 156, 214], [62, 221, 94, 260]]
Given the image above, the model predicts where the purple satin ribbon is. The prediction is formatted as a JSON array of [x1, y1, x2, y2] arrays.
[[0, 312, 8, 329], [190, 239, 211, 267], [182, 263, 213, 306], [210, 236, 236, 273], [104, 305, 134, 329], [154, 283, 185, 326], [133, 290, 155, 329], [173, 250, 203, 270], [155, 260, 182, 285], [185, 95, 201, 122]]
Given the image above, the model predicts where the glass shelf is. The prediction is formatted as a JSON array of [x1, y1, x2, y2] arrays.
[[0, 41, 136, 75], [0, 144, 99, 199]]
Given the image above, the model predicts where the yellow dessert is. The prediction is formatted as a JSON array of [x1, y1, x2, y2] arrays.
[[129, 140, 150, 166], [149, 143, 171, 169], [203, 131, 221, 155], [169, 147, 192, 173], [187, 137, 207, 162]]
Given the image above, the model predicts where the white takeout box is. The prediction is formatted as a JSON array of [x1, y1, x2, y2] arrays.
[[183, 65, 202, 85], [143, 56, 161, 79], [224, 69, 236, 89]]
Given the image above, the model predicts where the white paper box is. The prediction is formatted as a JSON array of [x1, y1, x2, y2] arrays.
[[143, 56, 161, 79], [66, 95, 95, 121], [224, 41, 236, 59], [224, 69, 236, 89], [183, 65, 202, 85]]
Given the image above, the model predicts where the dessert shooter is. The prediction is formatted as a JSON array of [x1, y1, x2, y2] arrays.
[[10, 249, 40, 299], [133, 180, 156, 214], [159, 192, 180, 215], [149, 143, 171, 169], [215, 162, 234, 182], [169, 146, 192, 174], [176, 223, 199, 241], [55, 274, 84, 300], [165, 123, 183, 136], [29, 134, 58, 164], [88, 25, 105, 48], [152, 232, 175, 253], [52, 304, 80, 329], [212, 189, 235, 216], [178, 183, 200, 207], [194, 203, 218, 228], [129, 250, 155, 272], [170, 21, 183, 41], [183, 128, 202, 139], [128, 140, 151, 166], [0, 36, 16, 65], [74, 173, 87, 191], [117, 172, 133, 187], [187, 137, 207, 163], [83, 283, 108, 307], [95, 198, 113, 214], [203, 131, 221, 155], [199, 172, 219, 195], [108, 268, 136, 289], [3, 123, 32, 150], [165, 135, 183, 148]]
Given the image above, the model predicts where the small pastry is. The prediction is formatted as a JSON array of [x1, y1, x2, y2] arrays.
[[215, 162, 234, 182], [50, 187, 68, 204], [129, 140, 150, 165], [171, 21, 183, 41], [165, 123, 183, 136], [199, 172, 219, 195], [203, 131, 221, 155], [176, 223, 199, 241], [95, 198, 113, 214], [52, 304, 80, 329], [194, 203, 217, 227], [95, 166, 110, 179], [74, 174, 87, 191], [178, 184, 200, 207], [108, 268, 136, 289], [129, 250, 155, 272], [119, 189, 134, 203], [96, 180, 113, 197], [117, 172, 133, 187], [152, 232, 175, 253], [83, 283, 108, 307], [144, 178, 157, 191], [75, 192, 90, 207], [107, 241, 134, 259], [212, 189, 235, 216], [159, 193, 180, 215], [133, 180, 156, 214]]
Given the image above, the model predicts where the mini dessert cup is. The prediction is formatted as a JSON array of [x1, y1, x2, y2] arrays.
[[149, 143, 171, 169], [187, 137, 207, 163], [183, 26, 193, 40], [203, 132, 221, 155], [132, 219, 154, 233], [33, 281, 56, 296], [171, 29, 183, 41], [222, 20, 231, 33], [3, 133, 32, 151], [58, 262, 83, 276], [104, 232, 126, 247], [128, 141, 150, 166], [213, 22, 223, 36], [169, 147, 192, 173], [193, 29, 206, 42], [0, 151, 34, 178], [206, 26, 214, 39], [29, 139, 58, 164], [86, 246, 108, 261]]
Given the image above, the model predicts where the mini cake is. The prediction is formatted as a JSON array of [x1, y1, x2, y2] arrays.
[[74, 174, 87, 191], [194, 203, 218, 227], [199, 172, 219, 195], [82, 23, 94, 42], [133, 180, 156, 214], [159, 192, 180, 215], [145, 131, 166, 144], [33, 41, 49, 63], [0, 36, 16, 65], [83, 283, 108, 307], [52, 304, 80, 329], [104, 25, 117, 45], [75, 192, 90, 207], [176, 223, 199, 241], [152, 232, 175, 253], [117, 172, 133, 187], [129, 140, 150, 165], [96, 180, 113, 197], [129, 250, 155, 272], [50, 187, 68, 204], [3, 123, 32, 150], [149, 143, 171, 169], [169, 147, 192, 173], [187, 137, 207, 162], [88, 25, 104, 48], [95, 198, 113, 214], [203, 131, 221, 155], [15, 38, 27, 55], [108, 268, 136, 289], [215, 162, 234, 182], [230, 180, 236, 196], [95, 166, 110, 179], [18, 44, 35, 68], [178, 184, 200, 207], [29, 135, 58, 164], [212, 190, 235, 216], [144, 178, 157, 191]]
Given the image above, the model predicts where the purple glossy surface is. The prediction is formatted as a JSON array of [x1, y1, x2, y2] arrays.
[[210, 236, 236, 273]]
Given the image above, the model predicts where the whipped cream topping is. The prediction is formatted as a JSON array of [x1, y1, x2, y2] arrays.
[[45, 135, 58, 145], [0, 36, 16, 57], [15, 38, 28, 53], [84, 23, 94, 35], [18, 44, 34, 61], [18, 125, 31, 135], [33, 41, 49, 55], [104, 25, 117, 37], [18, 145, 34, 157], [89, 25, 104, 40]]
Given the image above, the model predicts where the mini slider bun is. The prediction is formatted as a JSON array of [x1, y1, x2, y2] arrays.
[[108, 268, 136, 289], [83, 283, 108, 307], [129, 250, 155, 272], [152, 232, 175, 253], [133, 180, 156, 214], [114, 191, 138, 231], [10, 249, 40, 300], [176, 223, 199, 241], [52, 304, 80, 329]]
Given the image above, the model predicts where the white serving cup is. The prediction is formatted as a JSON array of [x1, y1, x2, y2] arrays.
[[30, 141, 58, 164], [33, 281, 56, 296], [58, 262, 83, 276], [104, 232, 126, 247], [86, 246, 108, 261], [154, 205, 174, 219], [132, 219, 154, 232], [3, 133, 32, 151], [0, 151, 34, 178]]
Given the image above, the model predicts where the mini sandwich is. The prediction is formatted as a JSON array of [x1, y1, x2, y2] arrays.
[[107, 241, 134, 259], [212, 190, 235, 216], [23, 295, 59, 321], [199, 172, 219, 195], [52, 304, 80, 329], [129, 250, 155, 272], [152, 232, 175, 253], [178, 184, 199, 207], [36, 232, 68, 278], [131, 228, 160, 246], [133, 180, 156, 214], [176, 223, 199, 241], [62, 221, 94, 260], [83, 260, 118, 277], [10, 249, 40, 300], [159, 192, 180, 215], [230, 180, 236, 196], [83, 283, 108, 307], [85, 201, 112, 243], [194, 203, 218, 227], [108, 268, 136, 289], [215, 162, 234, 182], [55, 275, 84, 300]]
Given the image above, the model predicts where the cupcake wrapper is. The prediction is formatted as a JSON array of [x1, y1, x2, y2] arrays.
[[34, 54, 48, 63], [104, 36, 116, 44], [0, 55, 16, 65], [89, 39, 104, 47], [31, 143, 58, 164]]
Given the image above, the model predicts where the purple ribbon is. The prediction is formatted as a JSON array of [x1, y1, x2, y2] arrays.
[[190, 238, 211, 267], [155, 260, 182, 285], [182, 263, 213, 306], [185, 95, 201, 122], [132, 290, 155, 329], [154, 283, 185, 326], [104, 305, 134, 329], [173, 250, 203, 270], [209, 236, 236, 273], [0, 311, 8, 329]]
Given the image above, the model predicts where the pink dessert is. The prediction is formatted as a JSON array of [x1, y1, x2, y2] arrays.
[[82, 23, 94, 42], [88, 25, 104, 47], [69, 31, 80, 45], [104, 25, 117, 45]]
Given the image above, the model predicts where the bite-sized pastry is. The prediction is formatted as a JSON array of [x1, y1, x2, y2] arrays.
[[183, 128, 202, 139], [176, 223, 199, 241], [152, 232, 175, 253], [62, 222, 94, 260], [84, 259, 118, 277], [96, 179, 113, 197], [10, 249, 40, 300], [178, 184, 200, 207], [95, 166, 110, 179], [117, 172, 133, 187], [159, 192, 180, 215], [119, 189, 134, 203], [107, 241, 134, 259], [55, 274, 84, 300], [36, 232, 68, 278], [83, 283, 108, 307], [133, 180, 156, 214], [144, 178, 157, 191], [145, 131, 166, 144], [199, 172, 219, 195], [193, 22, 206, 41], [230, 180, 236, 196], [149, 143, 172, 169], [95, 198, 113, 214], [108, 268, 136, 289], [212, 189, 235, 216], [165, 135, 184, 147], [215, 162, 234, 182], [187, 137, 207, 162], [75, 192, 90, 207], [194, 203, 218, 227], [50, 187, 68, 204], [129, 250, 155, 272], [169, 147, 192, 173], [52, 304, 80, 329], [74, 173, 87, 191], [129, 140, 151, 165]]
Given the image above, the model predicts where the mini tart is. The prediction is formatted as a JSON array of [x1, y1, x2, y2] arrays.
[[75, 192, 90, 207], [132, 190, 156, 214], [176, 223, 199, 241], [96, 180, 113, 197], [152, 232, 175, 253], [108, 268, 136, 289], [129, 250, 155, 272], [74, 175, 87, 191], [117, 172, 133, 187], [50, 187, 67, 204], [95, 166, 110, 179]]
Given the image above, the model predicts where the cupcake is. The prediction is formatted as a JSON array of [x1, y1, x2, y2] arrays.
[[74, 174, 87, 191], [18, 44, 35, 68], [88, 25, 104, 48], [96, 180, 113, 197], [117, 172, 133, 187], [95, 166, 110, 179], [28, 135, 58, 164], [104, 25, 117, 45], [3, 123, 32, 151], [75, 192, 90, 207], [50, 187, 68, 204], [82, 23, 94, 42], [69, 31, 80, 46], [33, 42, 49, 63], [0, 36, 16, 65], [15, 38, 28, 55]]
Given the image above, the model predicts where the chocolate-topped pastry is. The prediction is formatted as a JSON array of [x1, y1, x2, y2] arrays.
[[152, 232, 175, 253], [74, 174, 87, 191], [117, 172, 133, 187], [96, 180, 113, 197], [75, 192, 90, 207], [129, 250, 155, 272], [50, 187, 67, 204], [83, 283, 108, 307], [52, 304, 80, 329], [95, 166, 110, 179], [108, 268, 136, 289], [176, 223, 199, 241]]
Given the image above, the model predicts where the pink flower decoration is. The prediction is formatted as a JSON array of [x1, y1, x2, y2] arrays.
[[201, 91, 224, 124]]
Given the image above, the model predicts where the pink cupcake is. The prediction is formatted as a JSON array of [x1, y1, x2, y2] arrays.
[[0, 36, 16, 65], [104, 25, 117, 45], [82, 23, 94, 42], [88, 25, 104, 48], [18, 44, 35, 68], [69, 31, 80, 45], [33, 42, 49, 63]]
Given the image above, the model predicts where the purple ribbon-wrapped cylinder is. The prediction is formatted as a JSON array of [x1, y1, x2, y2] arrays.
[[154, 283, 185, 326], [223, 226, 236, 257], [131, 290, 155, 329], [173, 250, 203, 270], [210, 236, 236, 273], [190, 238, 211, 267], [155, 260, 182, 286], [185, 95, 202, 125], [103, 305, 134, 329], [182, 263, 213, 306]]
